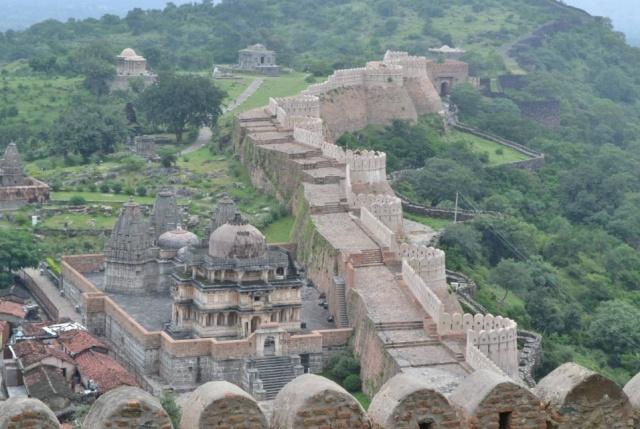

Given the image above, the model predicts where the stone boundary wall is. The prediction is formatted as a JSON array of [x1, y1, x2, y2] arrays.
[[61, 255, 352, 386], [0, 177, 49, 210], [18, 270, 59, 320], [402, 260, 518, 377], [360, 207, 397, 252], [382, 51, 430, 78]]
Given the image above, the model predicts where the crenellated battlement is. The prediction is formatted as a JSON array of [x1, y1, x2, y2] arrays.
[[345, 150, 387, 185], [382, 50, 430, 78], [400, 243, 446, 284], [353, 193, 403, 236], [401, 259, 519, 377]]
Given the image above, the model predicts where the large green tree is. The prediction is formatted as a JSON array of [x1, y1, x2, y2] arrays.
[[52, 100, 127, 161], [0, 229, 40, 288], [138, 73, 225, 144]]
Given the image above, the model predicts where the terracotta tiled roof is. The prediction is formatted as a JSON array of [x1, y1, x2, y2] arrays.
[[12, 340, 75, 367], [23, 366, 72, 402], [20, 321, 52, 337], [57, 330, 108, 356], [75, 350, 137, 393], [0, 299, 26, 319]]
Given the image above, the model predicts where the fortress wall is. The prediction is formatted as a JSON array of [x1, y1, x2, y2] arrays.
[[425, 60, 469, 84], [402, 260, 519, 377], [402, 76, 445, 115], [353, 193, 403, 236], [238, 133, 308, 201], [360, 207, 396, 251], [349, 286, 401, 395], [346, 150, 387, 185]]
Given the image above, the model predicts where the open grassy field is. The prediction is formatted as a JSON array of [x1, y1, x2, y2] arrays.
[[232, 72, 311, 113], [444, 130, 529, 166], [39, 212, 116, 230], [50, 191, 156, 205]]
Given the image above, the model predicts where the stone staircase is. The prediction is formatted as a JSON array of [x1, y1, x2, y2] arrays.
[[383, 338, 440, 349], [310, 203, 346, 215], [254, 356, 296, 400], [374, 320, 424, 331], [334, 277, 349, 328], [359, 249, 383, 266]]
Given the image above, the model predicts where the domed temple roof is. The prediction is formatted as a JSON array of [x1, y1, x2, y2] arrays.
[[158, 227, 199, 250], [208, 213, 266, 259], [118, 48, 145, 61]]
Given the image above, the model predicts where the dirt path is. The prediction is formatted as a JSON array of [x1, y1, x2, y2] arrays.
[[223, 78, 264, 113], [180, 78, 264, 155]]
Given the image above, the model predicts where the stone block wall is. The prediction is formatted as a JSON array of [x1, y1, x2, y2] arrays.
[[0, 178, 49, 211], [5, 365, 640, 428], [360, 207, 397, 251]]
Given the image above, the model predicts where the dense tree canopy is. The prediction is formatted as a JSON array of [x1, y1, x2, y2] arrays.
[[138, 73, 225, 143], [0, 229, 40, 287]]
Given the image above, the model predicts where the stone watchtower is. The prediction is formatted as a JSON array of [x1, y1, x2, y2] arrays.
[[151, 188, 179, 240], [104, 201, 157, 295], [0, 143, 26, 187]]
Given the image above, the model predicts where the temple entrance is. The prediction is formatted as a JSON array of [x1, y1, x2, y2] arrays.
[[260, 56, 265, 64], [440, 81, 450, 97], [250, 316, 261, 333], [264, 336, 276, 356]]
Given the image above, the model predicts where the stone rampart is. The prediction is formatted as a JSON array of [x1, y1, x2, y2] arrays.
[[19, 269, 60, 320], [352, 193, 403, 236], [402, 260, 518, 378], [346, 150, 387, 185], [360, 207, 397, 252]]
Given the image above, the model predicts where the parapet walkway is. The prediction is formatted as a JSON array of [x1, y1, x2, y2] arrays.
[[238, 107, 470, 385]]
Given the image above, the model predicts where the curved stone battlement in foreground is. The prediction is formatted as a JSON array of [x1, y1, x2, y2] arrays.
[[5, 367, 639, 428]]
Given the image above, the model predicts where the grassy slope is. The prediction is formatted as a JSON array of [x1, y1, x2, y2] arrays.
[[445, 130, 529, 166]]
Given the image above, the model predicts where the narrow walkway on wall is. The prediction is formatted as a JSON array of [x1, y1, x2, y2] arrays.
[[21, 268, 81, 322]]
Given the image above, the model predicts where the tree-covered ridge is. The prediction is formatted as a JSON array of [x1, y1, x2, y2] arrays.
[[0, 0, 577, 72]]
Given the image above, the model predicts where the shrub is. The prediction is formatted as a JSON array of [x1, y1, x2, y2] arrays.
[[495, 148, 504, 155], [160, 391, 182, 429], [124, 186, 135, 196], [13, 212, 29, 226], [136, 185, 147, 196], [87, 183, 97, 192], [343, 374, 362, 392], [99, 183, 110, 193], [111, 182, 123, 194], [69, 195, 87, 206]]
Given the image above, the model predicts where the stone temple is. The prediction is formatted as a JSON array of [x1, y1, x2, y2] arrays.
[[0, 143, 49, 210], [111, 48, 157, 90], [238, 44, 281, 75]]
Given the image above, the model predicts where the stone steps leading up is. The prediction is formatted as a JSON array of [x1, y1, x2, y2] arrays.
[[254, 356, 296, 400], [360, 249, 383, 265], [384, 338, 440, 349], [310, 204, 346, 215], [335, 278, 349, 328], [375, 320, 424, 331]]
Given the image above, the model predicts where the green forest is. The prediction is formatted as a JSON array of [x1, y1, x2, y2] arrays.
[[2, 0, 640, 384]]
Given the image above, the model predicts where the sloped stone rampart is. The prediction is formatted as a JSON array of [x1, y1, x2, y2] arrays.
[[83, 386, 173, 429], [271, 374, 371, 429], [535, 362, 634, 429], [0, 398, 60, 429], [368, 373, 462, 429], [180, 381, 268, 429]]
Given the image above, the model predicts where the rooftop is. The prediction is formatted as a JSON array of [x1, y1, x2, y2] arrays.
[[57, 329, 108, 357], [75, 350, 137, 393], [0, 299, 27, 319]]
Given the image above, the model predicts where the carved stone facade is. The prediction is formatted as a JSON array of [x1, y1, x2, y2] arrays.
[[172, 213, 303, 339]]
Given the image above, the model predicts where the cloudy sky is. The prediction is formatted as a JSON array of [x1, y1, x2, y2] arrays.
[[565, 0, 640, 45]]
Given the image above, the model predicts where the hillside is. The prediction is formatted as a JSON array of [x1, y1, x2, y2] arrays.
[[2, 0, 640, 384]]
